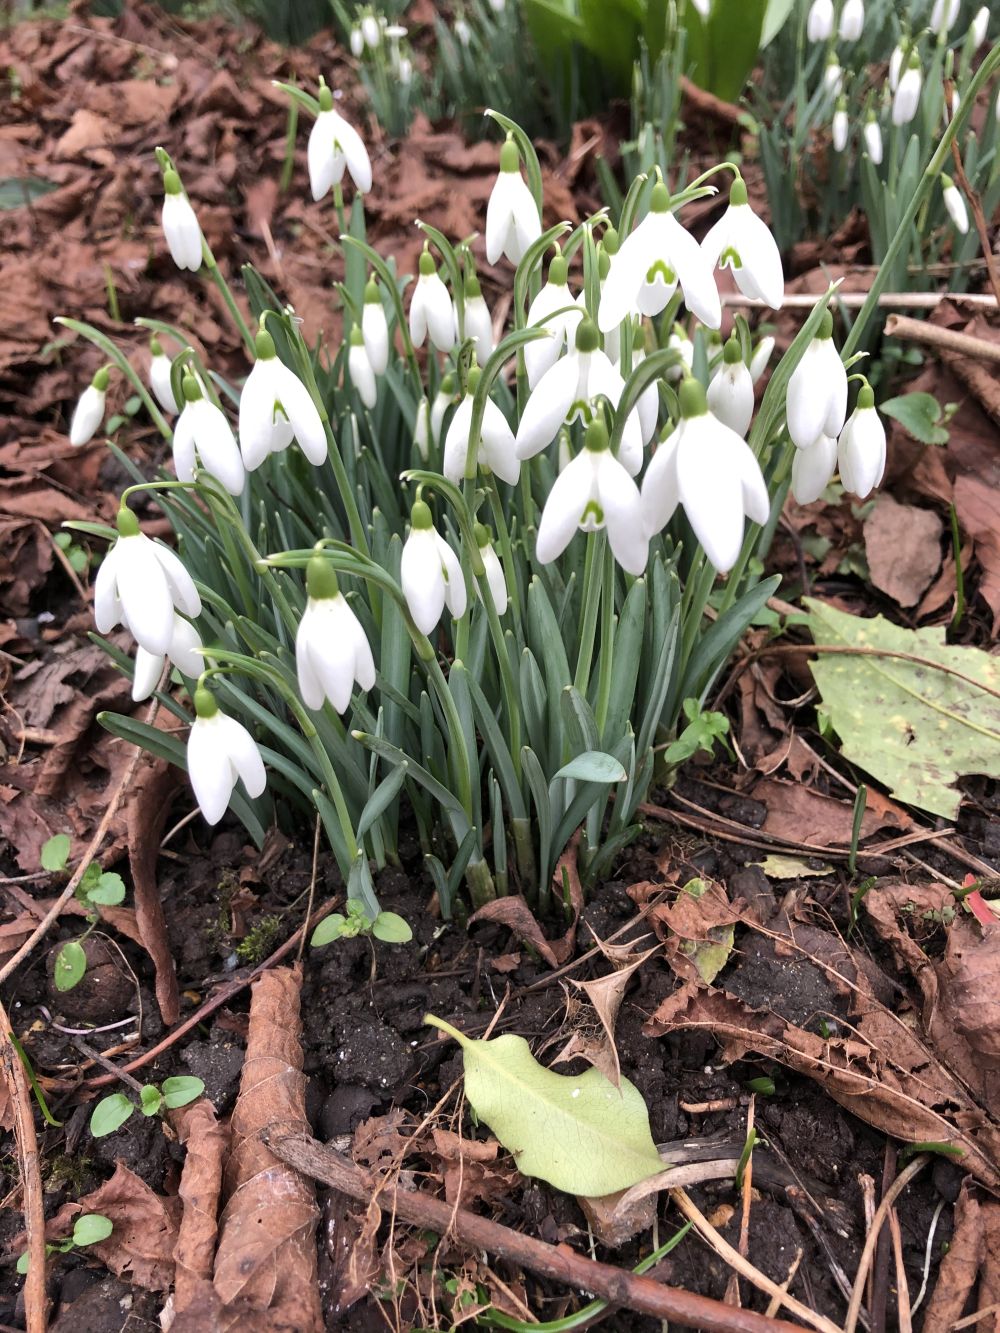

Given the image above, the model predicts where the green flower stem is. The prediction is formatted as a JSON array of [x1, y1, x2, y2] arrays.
[[843, 42, 1000, 358], [279, 98, 298, 194], [201, 243, 256, 356], [594, 544, 616, 736], [486, 477, 522, 624], [476, 557, 522, 783], [573, 532, 605, 697], [54, 317, 172, 441]]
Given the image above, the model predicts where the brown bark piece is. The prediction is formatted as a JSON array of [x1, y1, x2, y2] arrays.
[[172, 1099, 230, 1315]]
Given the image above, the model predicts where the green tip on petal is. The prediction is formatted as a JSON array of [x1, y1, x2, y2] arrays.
[[650, 182, 670, 214], [818, 309, 834, 341], [678, 377, 708, 419], [439, 372, 456, 394], [465, 272, 482, 298], [181, 373, 202, 403], [602, 226, 619, 256], [411, 499, 433, 530], [254, 329, 276, 361], [318, 85, 334, 111], [163, 169, 182, 196], [193, 685, 219, 720], [350, 325, 365, 346], [115, 504, 140, 538], [499, 137, 520, 173], [907, 50, 920, 68], [941, 172, 954, 189], [857, 383, 875, 410], [575, 318, 600, 355], [306, 555, 340, 600], [729, 177, 748, 207], [93, 366, 111, 392], [474, 522, 491, 547], [548, 253, 568, 286], [466, 365, 482, 393], [583, 417, 609, 452], [364, 278, 381, 304], [150, 336, 163, 357], [723, 337, 743, 365], [419, 250, 437, 277]]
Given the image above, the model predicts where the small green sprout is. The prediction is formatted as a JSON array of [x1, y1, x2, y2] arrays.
[[89, 1077, 205, 1139], [310, 898, 413, 949], [42, 835, 126, 993], [18, 1213, 112, 1274]]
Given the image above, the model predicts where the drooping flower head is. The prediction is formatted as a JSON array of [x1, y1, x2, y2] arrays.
[[892, 52, 922, 127], [863, 113, 883, 165], [132, 613, 204, 702], [149, 338, 179, 416], [486, 136, 542, 267], [443, 364, 519, 486], [187, 683, 267, 825], [175, 373, 246, 496], [524, 250, 583, 388], [348, 327, 377, 409], [475, 523, 508, 616], [238, 328, 327, 471], [295, 555, 376, 713], [701, 176, 784, 310], [807, 0, 834, 41], [307, 83, 372, 201], [462, 272, 495, 363], [707, 337, 755, 439], [409, 249, 456, 353], [785, 310, 848, 450], [69, 366, 109, 446], [400, 500, 468, 635], [361, 278, 389, 375], [838, 0, 864, 42], [941, 173, 969, 233], [837, 382, 886, 499], [95, 504, 202, 657], [832, 97, 850, 153], [161, 168, 203, 273]]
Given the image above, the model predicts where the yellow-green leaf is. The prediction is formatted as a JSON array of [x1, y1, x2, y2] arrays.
[[425, 1014, 663, 1196]]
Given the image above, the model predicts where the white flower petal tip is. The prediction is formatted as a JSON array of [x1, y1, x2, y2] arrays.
[[485, 139, 542, 266], [409, 253, 455, 353], [837, 388, 885, 499], [69, 371, 108, 446], [707, 345, 754, 438], [307, 92, 372, 199], [791, 433, 839, 505], [475, 529, 509, 616], [785, 314, 847, 449], [348, 331, 378, 410], [295, 559, 376, 713], [161, 171, 203, 272], [701, 180, 784, 311], [362, 280, 390, 375], [238, 331, 327, 470], [149, 345, 180, 415], [188, 688, 266, 826], [942, 178, 969, 234], [175, 376, 245, 495], [838, 0, 864, 41], [806, 0, 833, 41], [643, 378, 769, 575], [131, 613, 204, 702], [400, 503, 467, 635], [892, 60, 922, 127], [97, 509, 202, 658]]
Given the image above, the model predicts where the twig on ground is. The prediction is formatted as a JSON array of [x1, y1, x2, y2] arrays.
[[911, 1199, 945, 1315], [952, 1304, 1000, 1330], [266, 1131, 812, 1333], [844, 1156, 930, 1333], [884, 314, 1000, 365], [1, 997, 46, 1333], [764, 1250, 803, 1320], [888, 1208, 913, 1333]]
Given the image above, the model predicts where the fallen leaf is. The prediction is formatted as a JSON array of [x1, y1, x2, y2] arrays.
[[757, 855, 835, 879], [921, 1179, 985, 1327], [569, 944, 658, 1084], [577, 1185, 656, 1248], [172, 1099, 230, 1316], [863, 494, 943, 607], [751, 775, 910, 848], [652, 879, 739, 985], [430, 1128, 519, 1209], [126, 757, 181, 1025]]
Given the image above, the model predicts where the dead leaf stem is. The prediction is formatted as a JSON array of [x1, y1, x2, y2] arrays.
[[884, 314, 1000, 366]]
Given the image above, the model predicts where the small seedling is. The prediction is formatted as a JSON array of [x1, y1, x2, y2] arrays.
[[89, 1076, 204, 1138], [53, 530, 92, 575], [17, 1213, 112, 1274], [310, 897, 412, 949], [662, 698, 732, 766], [41, 834, 126, 993]]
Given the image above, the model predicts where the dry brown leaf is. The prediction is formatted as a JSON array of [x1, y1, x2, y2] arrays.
[[645, 981, 1000, 1190], [172, 1099, 230, 1315], [36, 1162, 179, 1290], [470, 845, 583, 968], [212, 964, 322, 1332], [863, 494, 943, 607], [577, 1185, 657, 1248], [430, 1128, 519, 1209], [922, 1180, 986, 1326], [353, 1108, 416, 1173], [568, 945, 658, 1085], [751, 776, 912, 847], [126, 756, 182, 1025]]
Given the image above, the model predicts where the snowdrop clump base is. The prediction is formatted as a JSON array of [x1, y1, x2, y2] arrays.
[[65, 93, 889, 928]]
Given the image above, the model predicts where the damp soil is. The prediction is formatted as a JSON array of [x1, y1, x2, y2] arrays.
[[1, 819, 961, 1332]]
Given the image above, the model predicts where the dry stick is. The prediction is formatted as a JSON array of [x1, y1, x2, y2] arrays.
[[883, 314, 1000, 365], [266, 1132, 810, 1333], [844, 1156, 930, 1333], [722, 291, 998, 309], [669, 1188, 842, 1333], [946, 86, 1000, 311], [952, 1304, 1000, 1330], [887, 1209, 913, 1333], [0, 996, 46, 1333], [765, 1251, 804, 1321], [0, 692, 162, 989]]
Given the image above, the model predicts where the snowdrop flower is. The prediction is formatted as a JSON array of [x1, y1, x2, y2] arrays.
[[666, 325, 694, 382], [930, 0, 959, 35], [837, 383, 885, 498], [409, 250, 455, 352], [149, 340, 179, 415], [238, 330, 326, 471], [174, 375, 245, 496], [791, 433, 839, 505], [536, 419, 647, 576], [641, 378, 770, 573], [431, 373, 457, 444], [350, 25, 364, 57], [362, 279, 389, 375], [701, 177, 784, 310], [475, 524, 508, 615], [399, 55, 413, 85], [892, 53, 922, 126], [132, 613, 203, 702], [620, 325, 659, 446], [515, 320, 644, 476], [187, 685, 266, 826], [889, 43, 904, 92], [69, 367, 109, 446], [942, 174, 969, 233], [348, 327, 377, 409], [308, 85, 372, 200], [443, 366, 519, 485], [971, 7, 989, 47], [707, 339, 754, 438], [824, 59, 843, 96], [832, 99, 850, 152], [454, 17, 471, 46], [486, 137, 542, 267], [839, 0, 863, 41], [295, 556, 376, 712], [863, 114, 883, 164], [95, 505, 202, 657], [807, 0, 833, 41], [600, 181, 721, 332], [596, 231, 621, 362], [400, 500, 467, 635], [749, 336, 774, 384], [413, 396, 431, 461], [786, 311, 848, 448], [524, 252, 582, 388], [462, 274, 494, 362], [161, 169, 203, 272], [361, 12, 380, 47]]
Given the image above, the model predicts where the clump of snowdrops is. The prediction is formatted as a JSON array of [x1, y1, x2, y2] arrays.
[[64, 83, 906, 930]]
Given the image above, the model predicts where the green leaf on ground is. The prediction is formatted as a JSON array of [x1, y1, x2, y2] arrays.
[[804, 598, 1000, 819], [53, 941, 86, 992], [879, 393, 950, 445], [139, 1085, 162, 1116], [72, 1215, 113, 1248], [41, 834, 71, 872], [371, 911, 413, 943], [161, 1076, 205, 1109], [425, 1014, 663, 1196], [90, 1093, 134, 1138]]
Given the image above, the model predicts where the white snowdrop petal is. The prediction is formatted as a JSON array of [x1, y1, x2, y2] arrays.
[[436, 533, 468, 620], [640, 432, 681, 537], [536, 451, 597, 564], [191, 399, 245, 496], [94, 549, 123, 634], [401, 529, 446, 635], [362, 302, 390, 375], [596, 454, 647, 575], [217, 713, 267, 799], [151, 542, 202, 618], [238, 360, 280, 471], [443, 396, 475, 485], [169, 616, 204, 679], [515, 354, 579, 459], [117, 544, 175, 656], [131, 647, 164, 703], [187, 717, 234, 825], [791, 433, 838, 504], [150, 354, 180, 415], [69, 385, 105, 447], [349, 342, 378, 409]]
